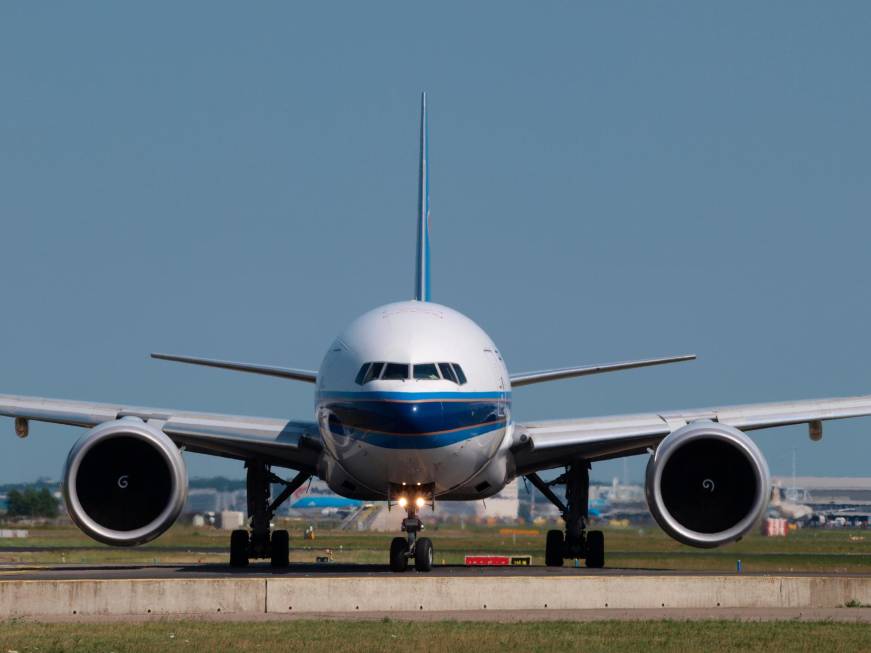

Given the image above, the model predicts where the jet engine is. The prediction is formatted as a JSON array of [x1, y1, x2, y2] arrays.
[[645, 421, 770, 548], [62, 417, 188, 546]]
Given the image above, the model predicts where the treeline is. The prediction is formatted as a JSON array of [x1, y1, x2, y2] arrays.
[[0, 480, 58, 494], [188, 476, 246, 492], [5, 487, 59, 518]]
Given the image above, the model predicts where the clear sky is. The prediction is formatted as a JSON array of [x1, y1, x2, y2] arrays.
[[1, 2, 869, 484]]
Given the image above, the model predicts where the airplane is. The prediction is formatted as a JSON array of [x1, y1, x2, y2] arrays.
[[768, 484, 814, 522], [290, 496, 362, 510], [4, 93, 871, 572]]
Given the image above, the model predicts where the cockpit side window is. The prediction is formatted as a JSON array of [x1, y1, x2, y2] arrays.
[[363, 362, 384, 383], [354, 363, 370, 385], [382, 362, 410, 380], [452, 363, 467, 385], [413, 363, 440, 380], [438, 362, 457, 383]]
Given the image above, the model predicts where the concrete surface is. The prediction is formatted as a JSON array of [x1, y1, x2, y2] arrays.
[[3, 566, 871, 617]]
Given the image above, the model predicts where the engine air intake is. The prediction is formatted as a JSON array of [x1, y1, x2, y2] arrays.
[[645, 421, 769, 548], [63, 418, 187, 546]]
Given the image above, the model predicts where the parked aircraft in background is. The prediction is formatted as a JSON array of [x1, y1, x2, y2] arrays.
[[768, 485, 814, 522], [290, 496, 362, 511], [4, 94, 871, 571]]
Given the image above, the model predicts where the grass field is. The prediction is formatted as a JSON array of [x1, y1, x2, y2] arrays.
[[1, 619, 870, 652], [2, 520, 871, 572]]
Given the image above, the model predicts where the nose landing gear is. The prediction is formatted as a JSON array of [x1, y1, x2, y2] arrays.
[[388, 484, 434, 572], [527, 459, 605, 568]]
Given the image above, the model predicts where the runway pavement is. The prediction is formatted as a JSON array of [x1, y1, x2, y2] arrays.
[[4, 561, 871, 581]]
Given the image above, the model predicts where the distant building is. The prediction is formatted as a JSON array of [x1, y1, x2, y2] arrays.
[[772, 476, 871, 510], [186, 489, 218, 514], [184, 488, 246, 515], [218, 511, 245, 530], [475, 480, 519, 519]]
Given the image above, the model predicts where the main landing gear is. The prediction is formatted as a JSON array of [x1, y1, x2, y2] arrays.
[[526, 459, 605, 568], [389, 485, 434, 572], [229, 460, 310, 569]]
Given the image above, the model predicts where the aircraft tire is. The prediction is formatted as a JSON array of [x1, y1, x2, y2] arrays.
[[230, 529, 249, 568], [545, 529, 564, 567], [414, 537, 434, 572], [390, 536, 409, 572], [271, 529, 290, 568], [585, 530, 605, 568]]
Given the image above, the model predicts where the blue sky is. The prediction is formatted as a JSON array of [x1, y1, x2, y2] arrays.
[[1, 2, 870, 483]]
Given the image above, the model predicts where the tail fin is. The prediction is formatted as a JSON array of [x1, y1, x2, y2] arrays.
[[414, 92, 431, 302]]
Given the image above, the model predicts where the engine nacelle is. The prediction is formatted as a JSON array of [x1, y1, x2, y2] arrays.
[[645, 421, 770, 548], [63, 417, 188, 546]]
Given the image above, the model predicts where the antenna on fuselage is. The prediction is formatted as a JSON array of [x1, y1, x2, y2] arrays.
[[414, 91, 431, 302]]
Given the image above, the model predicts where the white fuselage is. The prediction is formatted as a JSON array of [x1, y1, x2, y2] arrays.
[[314, 301, 514, 501]]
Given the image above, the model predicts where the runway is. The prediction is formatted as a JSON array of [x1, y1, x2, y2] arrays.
[[3, 561, 871, 581]]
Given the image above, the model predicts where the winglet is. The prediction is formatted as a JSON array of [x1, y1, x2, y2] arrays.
[[414, 91, 431, 302]]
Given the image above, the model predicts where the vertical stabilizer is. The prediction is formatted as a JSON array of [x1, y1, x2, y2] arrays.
[[415, 92, 431, 301]]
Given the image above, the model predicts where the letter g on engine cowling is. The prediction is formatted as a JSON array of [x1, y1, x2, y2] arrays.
[[62, 417, 188, 546], [645, 421, 770, 548]]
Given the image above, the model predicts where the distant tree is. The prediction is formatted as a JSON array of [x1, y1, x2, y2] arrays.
[[35, 487, 59, 518], [6, 487, 59, 518], [5, 489, 23, 516]]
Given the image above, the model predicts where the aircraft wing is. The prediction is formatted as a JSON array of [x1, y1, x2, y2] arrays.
[[512, 394, 871, 475], [0, 394, 322, 474]]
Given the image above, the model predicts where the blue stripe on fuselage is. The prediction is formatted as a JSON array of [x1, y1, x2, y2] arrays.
[[318, 390, 511, 449], [319, 390, 510, 402], [324, 399, 505, 434], [328, 418, 506, 449]]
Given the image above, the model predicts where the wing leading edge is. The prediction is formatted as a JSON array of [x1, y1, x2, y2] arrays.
[[509, 354, 696, 387], [0, 394, 322, 473], [512, 394, 871, 475], [151, 353, 318, 383]]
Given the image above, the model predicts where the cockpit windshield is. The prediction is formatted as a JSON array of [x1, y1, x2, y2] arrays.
[[382, 363, 410, 380], [413, 363, 440, 380], [354, 361, 468, 385]]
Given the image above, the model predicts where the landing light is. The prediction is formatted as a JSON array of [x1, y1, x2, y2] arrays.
[[398, 497, 408, 508], [415, 497, 426, 508]]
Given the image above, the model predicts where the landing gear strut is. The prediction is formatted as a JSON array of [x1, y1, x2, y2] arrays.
[[229, 460, 310, 569], [527, 459, 604, 568], [388, 485, 434, 572]]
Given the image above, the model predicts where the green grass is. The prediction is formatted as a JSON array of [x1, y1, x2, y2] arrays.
[[3, 521, 871, 572], [1, 620, 870, 652]]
